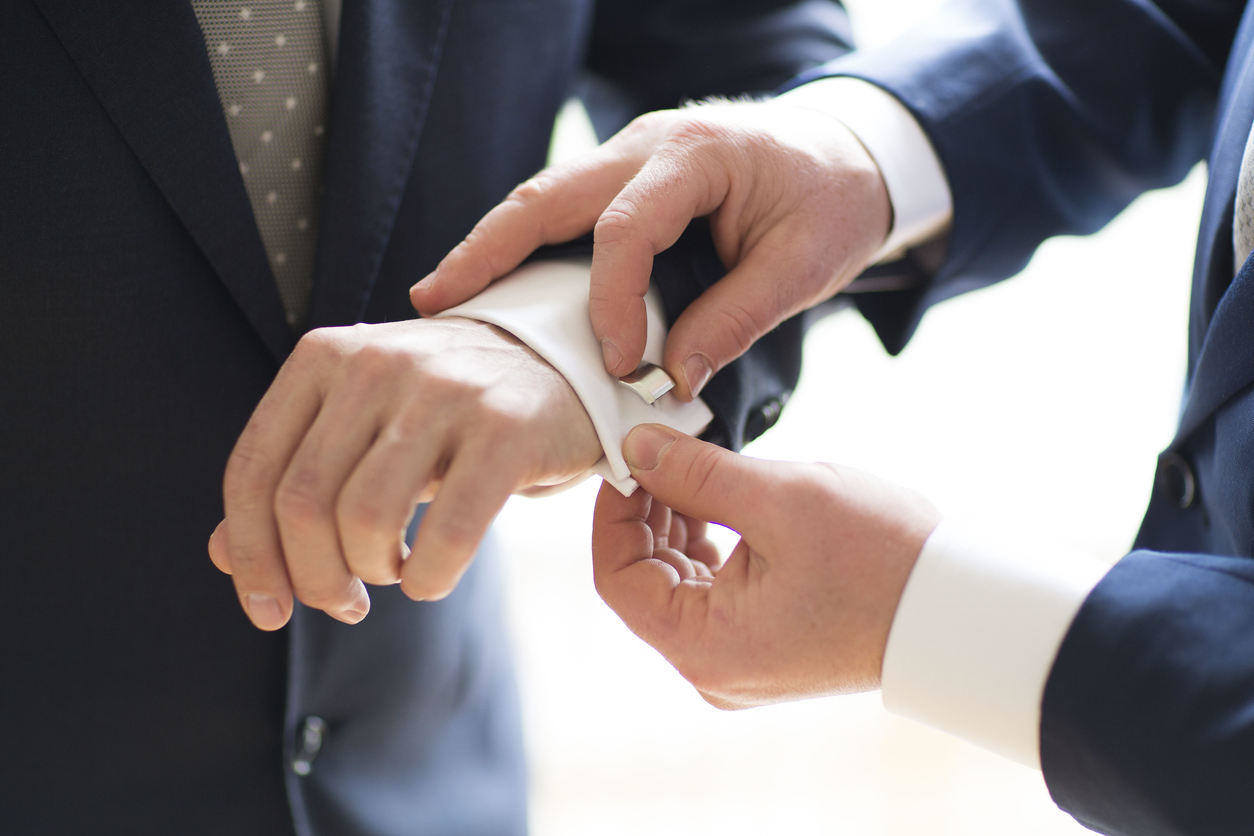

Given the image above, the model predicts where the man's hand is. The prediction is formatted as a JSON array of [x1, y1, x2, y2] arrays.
[[410, 100, 891, 399], [208, 317, 601, 630], [593, 424, 939, 708]]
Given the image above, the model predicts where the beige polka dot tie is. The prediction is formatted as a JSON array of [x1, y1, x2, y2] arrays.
[[1234, 123, 1254, 274], [191, 0, 330, 328]]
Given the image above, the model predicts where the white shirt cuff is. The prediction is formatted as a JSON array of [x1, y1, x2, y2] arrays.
[[435, 258, 713, 496], [778, 77, 952, 263], [881, 519, 1109, 769]]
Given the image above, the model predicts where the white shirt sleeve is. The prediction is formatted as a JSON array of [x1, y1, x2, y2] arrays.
[[435, 258, 713, 497], [882, 519, 1110, 768], [778, 76, 953, 262]]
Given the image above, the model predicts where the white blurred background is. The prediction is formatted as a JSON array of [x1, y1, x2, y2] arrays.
[[496, 1, 1203, 833]]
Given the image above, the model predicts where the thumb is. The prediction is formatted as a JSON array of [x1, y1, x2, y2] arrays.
[[622, 424, 772, 535]]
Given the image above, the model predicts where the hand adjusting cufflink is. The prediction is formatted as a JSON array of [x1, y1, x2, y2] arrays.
[[618, 364, 675, 405]]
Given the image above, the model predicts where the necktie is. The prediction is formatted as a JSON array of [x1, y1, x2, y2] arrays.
[[191, 0, 330, 328], [1234, 123, 1254, 273]]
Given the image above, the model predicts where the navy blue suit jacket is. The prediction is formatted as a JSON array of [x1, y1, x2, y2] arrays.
[[0, 2, 851, 834], [798, 1, 1254, 833]]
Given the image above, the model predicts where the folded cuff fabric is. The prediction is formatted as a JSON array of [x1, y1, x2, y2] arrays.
[[437, 258, 713, 496]]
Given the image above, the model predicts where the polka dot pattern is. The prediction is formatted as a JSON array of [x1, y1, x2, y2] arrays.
[[191, 0, 330, 328]]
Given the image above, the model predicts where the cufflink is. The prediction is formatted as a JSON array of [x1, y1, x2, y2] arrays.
[[618, 363, 675, 405]]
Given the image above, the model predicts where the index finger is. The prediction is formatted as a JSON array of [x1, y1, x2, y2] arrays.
[[588, 146, 729, 376], [410, 148, 644, 315]]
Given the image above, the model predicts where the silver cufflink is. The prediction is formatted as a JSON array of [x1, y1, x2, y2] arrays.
[[618, 363, 675, 405]]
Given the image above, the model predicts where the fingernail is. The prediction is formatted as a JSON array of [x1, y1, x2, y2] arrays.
[[601, 339, 623, 374], [244, 594, 285, 630], [623, 424, 675, 471], [336, 608, 368, 625], [409, 275, 434, 300], [335, 589, 370, 624], [683, 354, 713, 396]]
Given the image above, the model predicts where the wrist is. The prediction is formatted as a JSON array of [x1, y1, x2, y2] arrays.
[[777, 77, 952, 262]]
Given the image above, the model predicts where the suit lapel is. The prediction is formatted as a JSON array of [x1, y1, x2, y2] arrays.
[[305, 0, 456, 329], [32, 0, 294, 361], [1176, 16, 1254, 443]]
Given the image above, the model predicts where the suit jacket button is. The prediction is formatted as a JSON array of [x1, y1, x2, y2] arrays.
[[1158, 451, 1197, 510], [291, 715, 327, 777]]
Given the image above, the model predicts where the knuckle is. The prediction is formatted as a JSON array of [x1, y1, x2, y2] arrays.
[[507, 172, 554, 207], [682, 444, 728, 499], [666, 117, 734, 153], [386, 406, 432, 444], [476, 400, 527, 441], [712, 300, 769, 356], [274, 473, 331, 526], [225, 541, 268, 575], [293, 327, 339, 362], [223, 441, 276, 504], [348, 342, 403, 378], [593, 204, 639, 246], [429, 519, 484, 561], [619, 110, 667, 141], [336, 491, 383, 536], [457, 223, 510, 279]]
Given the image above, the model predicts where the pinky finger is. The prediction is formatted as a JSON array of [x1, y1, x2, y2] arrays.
[[208, 521, 232, 575]]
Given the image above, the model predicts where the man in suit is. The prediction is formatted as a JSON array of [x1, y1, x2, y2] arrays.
[[0, 1, 854, 833], [419, 0, 1254, 832]]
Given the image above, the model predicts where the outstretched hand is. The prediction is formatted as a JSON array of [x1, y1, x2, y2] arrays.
[[411, 100, 891, 399], [592, 425, 938, 708]]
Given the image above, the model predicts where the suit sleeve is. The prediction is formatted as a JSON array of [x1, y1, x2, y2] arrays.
[[583, 1, 853, 129], [788, 0, 1244, 353], [1040, 550, 1254, 835], [580, 1, 854, 450]]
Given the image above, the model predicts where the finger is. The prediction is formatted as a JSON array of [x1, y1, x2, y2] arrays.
[[273, 389, 382, 624], [221, 360, 325, 631], [591, 482, 676, 613], [686, 552, 715, 580], [591, 482, 709, 645], [208, 521, 231, 575], [673, 514, 724, 573], [686, 529, 726, 574], [589, 148, 729, 376], [663, 232, 821, 399], [621, 424, 777, 537], [401, 445, 514, 601], [410, 149, 644, 315], [337, 422, 444, 586], [644, 499, 701, 581], [646, 496, 672, 550], [668, 513, 689, 553]]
